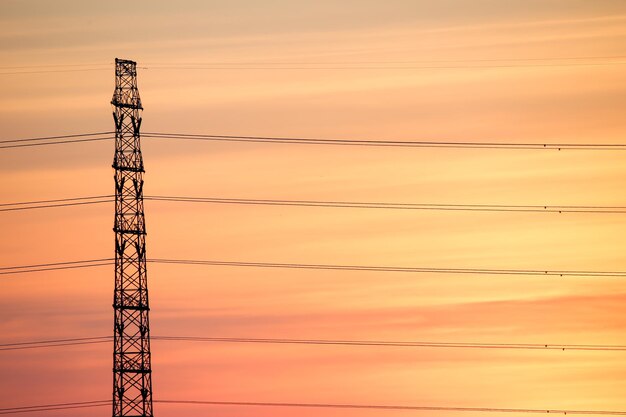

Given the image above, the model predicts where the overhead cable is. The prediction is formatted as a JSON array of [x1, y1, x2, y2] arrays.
[[3, 131, 624, 151], [150, 258, 626, 278], [143, 132, 626, 151], [2, 335, 625, 352], [154, 399, 626, 415], [1, 399, 625, 416], [4, 194, 626, 214], [2, 257, 626, 278]]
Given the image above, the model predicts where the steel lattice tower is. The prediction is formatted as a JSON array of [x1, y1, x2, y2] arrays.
[[111, 58, 154, 417]]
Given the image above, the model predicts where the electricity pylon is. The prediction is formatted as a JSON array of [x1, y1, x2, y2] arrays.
[[111, 58, 154, 417]]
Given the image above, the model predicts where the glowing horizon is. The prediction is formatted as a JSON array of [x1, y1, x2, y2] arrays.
[[1, 1, 626, 415]]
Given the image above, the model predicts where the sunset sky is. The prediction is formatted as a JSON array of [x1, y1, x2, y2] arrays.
[[1, 0, 626, 415]]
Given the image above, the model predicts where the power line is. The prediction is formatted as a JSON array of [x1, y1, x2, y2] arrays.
[[144, 61, 626, 71], [0, 263, 112, 275], [0, 400, 109, 415], [150, 258, 626, 278], [0, 63, 109, 70], [143, 132, 626, 151], [17, 55, 622, 69], [0, 195, 112, 207], [145, 195, 626, 214], [0, 136, 113, 149], [2, 399, 624, 416], [0, 337, 111, 351], [4, 194, 626, 214], [0, 341, 108, 352], [0, 131, 113, 149], [0, 259, 112, 275], [0, 259, 112, 271], [2, 257, 626, 278], [143, 55, 626, 65], [0, 200, 111, 212], [0, 195, 112, 212], [2, 335, 625, 352], [154, 399, 626, 415], [0, 336, 109, 347], [3, 59, 626, 75], [2, 55, 625, 71], [2, 131, 625, 151], [153, 336, 626, 351], [0, 68, 110, 76], [0, 132, 113, 145]]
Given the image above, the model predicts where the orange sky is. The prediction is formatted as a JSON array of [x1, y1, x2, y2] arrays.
[[1, 1, 626, 415]]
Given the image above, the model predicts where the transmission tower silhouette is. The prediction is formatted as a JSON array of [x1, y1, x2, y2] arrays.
[[111, 58, 154, 417]]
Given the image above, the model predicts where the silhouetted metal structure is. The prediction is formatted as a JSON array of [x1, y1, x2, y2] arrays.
[[111, 58, 154, 417]]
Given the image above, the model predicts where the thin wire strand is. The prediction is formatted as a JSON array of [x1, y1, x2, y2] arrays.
[[0, 399, 624, 416], [154, 399, 626, 415], [4, 194, 626, 214], [3, 61, 625, 75], [0, 195, 113, 207], [0, 340, 110, 351], [2, 131, 624, 151], [0, 132, 113, 145], [0, 200, 112, 212], [2, 335, 625, 352], [0, 68, 110, 75], [0, 63, 110, 70], [153, 336, 626, 351], [145, 132, 626, 148], [0, 400, 109, 411], [0, 401, 109, 415], [0, 259, 113, 276], [150, 258, 626, 277], [145, 195, 626, 214], [144, 61, 626, 70], [0, 336, 110, 347], [143, 132, 626, 151], [0, 259, 113, 271], [0, 263, 112, 275], [0, 137, 113, 149], [143, 55, 626, 65], [3, 55, 626, 70], [0, 195, 113, 212], [2, 257, 626, 277]]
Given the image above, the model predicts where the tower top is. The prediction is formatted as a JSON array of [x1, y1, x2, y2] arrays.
[[115, 57, 137, 65], [111, 58, 142, 110]]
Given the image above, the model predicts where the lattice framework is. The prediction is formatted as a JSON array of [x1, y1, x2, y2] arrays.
[[111, 58, 153, 417]]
